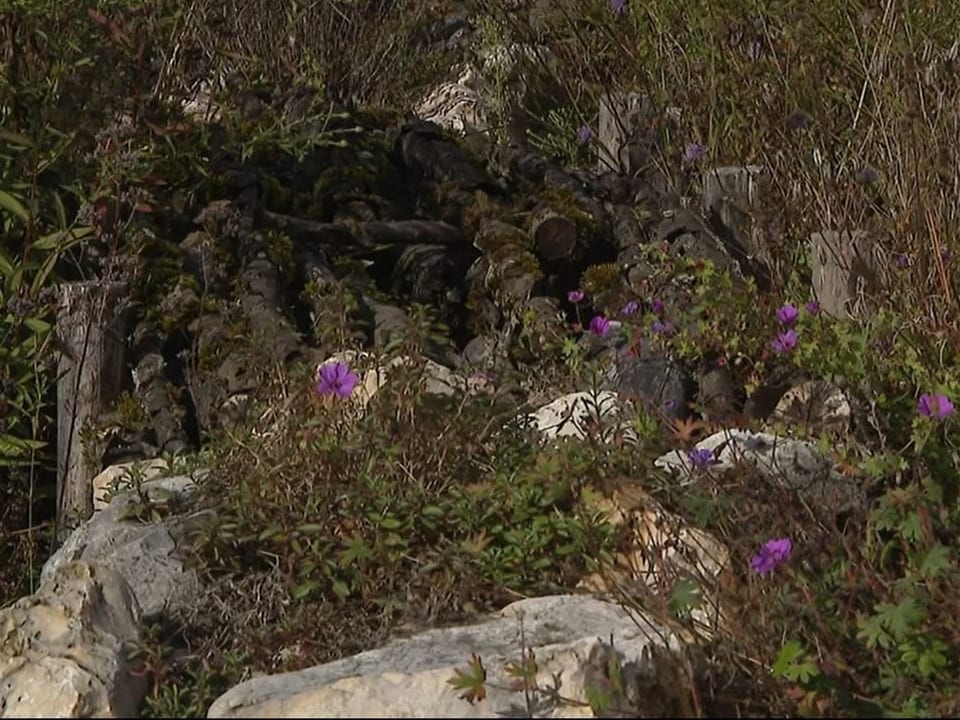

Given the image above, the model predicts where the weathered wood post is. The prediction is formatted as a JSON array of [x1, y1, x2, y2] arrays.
[[56, 281, 127, 541], [701, 165, 770, 261], [596, 91, 652, 175], [809, 229, 882, 320]]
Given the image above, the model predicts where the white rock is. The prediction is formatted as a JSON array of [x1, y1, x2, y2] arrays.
[[524, 390, 637, 444], [655, 429, 865, 513], [92, 457, 176, 511], [0, 562, 146, 718], [207, 594, 688, 719], [43, 475, 205, 619]]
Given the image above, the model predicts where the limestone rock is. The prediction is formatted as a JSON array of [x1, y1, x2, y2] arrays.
[[42, 475, 205, 619], [655, 429, 866, 514], [0, 562, 146, 718], [578, 486, 730, 641], [207, 594, 690, 719], [523, 390, 637, 444]]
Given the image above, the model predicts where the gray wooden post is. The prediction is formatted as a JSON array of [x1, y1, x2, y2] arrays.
[[596, 91, 652, 175], [701, 165, 770, 261], [57, 281, 127, 541], [809, 230, 882, 319]]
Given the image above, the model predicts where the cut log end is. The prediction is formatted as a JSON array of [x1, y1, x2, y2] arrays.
[[532, 212, 577, 261]]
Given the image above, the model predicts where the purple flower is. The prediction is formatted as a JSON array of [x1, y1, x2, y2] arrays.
[[686, 447, 716, 470], [805, 300, 821, 315], [589, 315, 611, 336], [771, 329, 798, 354], [750, 538, 792, 574], [567, 289, 585, 304], [683, 142, 707, 163], [775, 303, 799, 327], [316, 361, 359, 398], [610, 0, 627, 13], [856, 165, 879, 183], [896, 254, 910, 269], [652, 320, 675, 336], [941, 248, 950, 262], [918, 393, 954, 419], [621, 300, 640, 316], [577, 126, 593, 144], [650, 297, 665, 316]]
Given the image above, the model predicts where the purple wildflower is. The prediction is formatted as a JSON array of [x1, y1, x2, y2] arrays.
[[567, 289, 585, 304], [771, 329, 798, 354], [683, 142, 707, 163], [610, 0, 627, 13], [805, 300, 821, 315], [918, 393, 955, 419], [750, 538, 793, 574], [686, 447, 717, 470], [621, 300, 640, 316], [652, 320, 675, 336], [316, 361, 359, 398], [896, 254, 910, 269], [589, 315, 611, 336], [775, 303, 799, 327], [577, 126, 593, 144], [650, 297, 665, 316], [856, 165, 879, 184]]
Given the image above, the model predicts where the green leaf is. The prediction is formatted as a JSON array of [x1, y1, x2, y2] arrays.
[[0, 434, 47, 464], [23, 317, 51, 335], [337, 534, 374, 566], [0, 190, 28, 222], [257, 525, 284, 542], [378, 516, 403, 530], [669, 578, 703, 619], [0, 248, 15, 277], [291, 579, 320, 601], [919, 544, 950, 578], [772, 640, 805, 676], [295, 523, 325, 535], [0, 128, 34, 148], [331, 579, 351, 599]]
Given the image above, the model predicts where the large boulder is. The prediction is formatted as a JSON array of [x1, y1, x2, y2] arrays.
[[42, 473, 207, 619], [207, 594, 692, 718], [0, 562, 147, 717]]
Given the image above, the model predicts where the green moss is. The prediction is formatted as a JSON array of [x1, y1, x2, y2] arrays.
[[113, 391, 148, 432], [265, 230, 294, 272], [263, 177, 294, 213], [537, 186, 598, 245], [581, 263, 622, 296]]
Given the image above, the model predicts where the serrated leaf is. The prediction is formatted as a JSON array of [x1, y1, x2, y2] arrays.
[[919, 544, 950, 578], [772, 640, 805, 676]]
